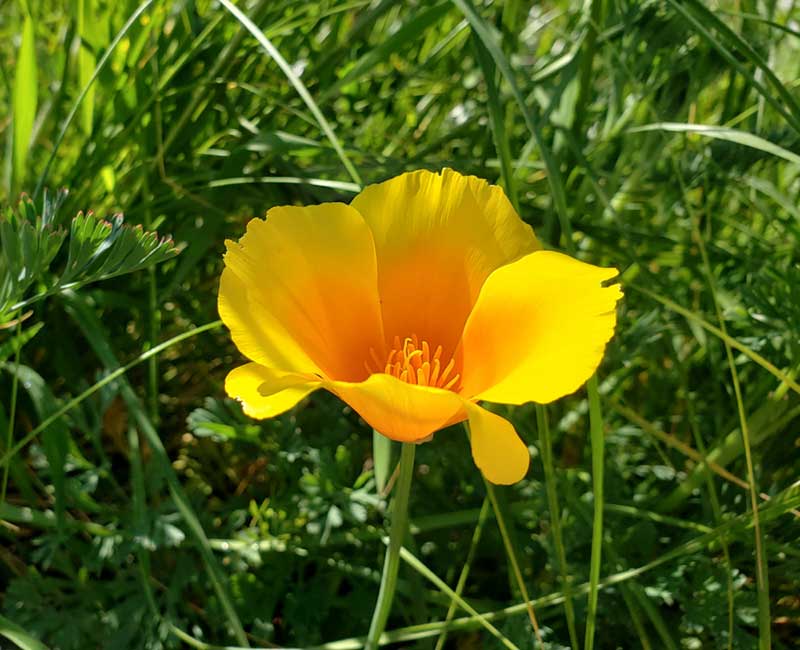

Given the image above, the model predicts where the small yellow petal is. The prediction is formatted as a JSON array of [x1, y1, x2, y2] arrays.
[[326, 374, 465, 442], [225, 363, 318, 419], [352, 168, 539, 360], [460, 250, 622, 404], [465, 402, 529, 485]]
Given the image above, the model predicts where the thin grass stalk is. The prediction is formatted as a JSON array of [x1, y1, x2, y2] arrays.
[[434, 497, 490, 650], [141, 167, 160, 426], [128, 424, 159, 618], [618, 585, 652, 650], [472, 27, 582, 644], [399, 545, 521, 650], [0, 321, 22, 503], [670, 162, 736, 647], [629, 284, 800, 396], [217, 0, 362, 186], [171, 479, 800, 650], [573, 0, 603, 139], [483, 478, 544, 648], [365, 442, 416, 650], [690, 205, 771, 649], [684, 373, 735, 650], [0, 320, 223, 469], [584, 374, 604, 650], [536, 404, 579, 649]]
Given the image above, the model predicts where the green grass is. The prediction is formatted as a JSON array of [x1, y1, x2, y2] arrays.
[[1, 1, 800, 648]]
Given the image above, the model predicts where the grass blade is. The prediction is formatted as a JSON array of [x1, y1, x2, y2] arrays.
[[688, 199, 772, 649], [451, 0, 572, 244], [536, 405, 579, 649], [316, 480, 800, 648], [483, 478, 544, 647], [472, 34, 518, 209], [0, 614, 49, 650], [398, 545, 521, 650], [3, 363, 70, 533], [630, 122, 800, 166], [0, 322, 22, 506], [33, 0, 154, 198], [434, 497, 490, 650], [321, 2, 452, 102], [13, 13, 38, 189], [34, 0, 154, 198], [76, 0, 96, 134], [583, 375, 605, 650], [663, 0, 800, 135], [372, 429, 393, 495], [668, 0, 800, 135], [572, 0, 603, 139], [0, 320, 223, 470], [217, 0, 362, 187]]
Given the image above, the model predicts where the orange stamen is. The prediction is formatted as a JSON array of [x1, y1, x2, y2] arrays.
[[366, 336, 460, 391]]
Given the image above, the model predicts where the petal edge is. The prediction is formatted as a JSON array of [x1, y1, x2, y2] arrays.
[[225, 363, 319, 419], [460, 250, 622, 404]]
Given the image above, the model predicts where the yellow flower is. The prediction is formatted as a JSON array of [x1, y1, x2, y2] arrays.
[[219, 169, 622, 484]]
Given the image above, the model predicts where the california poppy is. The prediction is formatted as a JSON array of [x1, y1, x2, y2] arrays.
[[219, 169, 621, 484]]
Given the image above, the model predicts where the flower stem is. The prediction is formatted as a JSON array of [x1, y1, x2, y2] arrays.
[[365, 441, 416, 650]]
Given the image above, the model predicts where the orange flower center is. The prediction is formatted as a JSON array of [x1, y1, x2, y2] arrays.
[[367, 335, 460, 390]]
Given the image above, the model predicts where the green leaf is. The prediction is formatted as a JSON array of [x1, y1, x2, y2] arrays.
[[0, 195, 68, 316], [12, 14, 38, 188], [0, 192, 179, 322], [33, 0, 154, 197], [60, 213, 178, 286], [372, 430, 393, 495], [4, 363, 71, 534], [0, 614, 49, 650], [0, 321, 44, 361], [630, 122, 800, 166], [187, 397, 261, 441]]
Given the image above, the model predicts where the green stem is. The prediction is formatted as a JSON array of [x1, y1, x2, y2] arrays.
[[365, 441, 416, 650], [584, 374, 605, 650]]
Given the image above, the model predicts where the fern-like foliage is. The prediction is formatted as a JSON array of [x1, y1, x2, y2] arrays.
[[0, 189, 178, 323]]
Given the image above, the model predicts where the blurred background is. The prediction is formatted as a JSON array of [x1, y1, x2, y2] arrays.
[[0, 1, 799, 648]]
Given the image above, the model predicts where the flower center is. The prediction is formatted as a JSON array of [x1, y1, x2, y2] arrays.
[[367, 335, 460, 390]]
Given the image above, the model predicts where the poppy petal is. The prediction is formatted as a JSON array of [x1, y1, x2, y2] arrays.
[[460, 250, 622, 404], [326, 374, 466, 442], [352, 168, 539, 359], [219, 203, 384, 381], [225, 363, 319, 419], [465, 402, 529, 485]]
